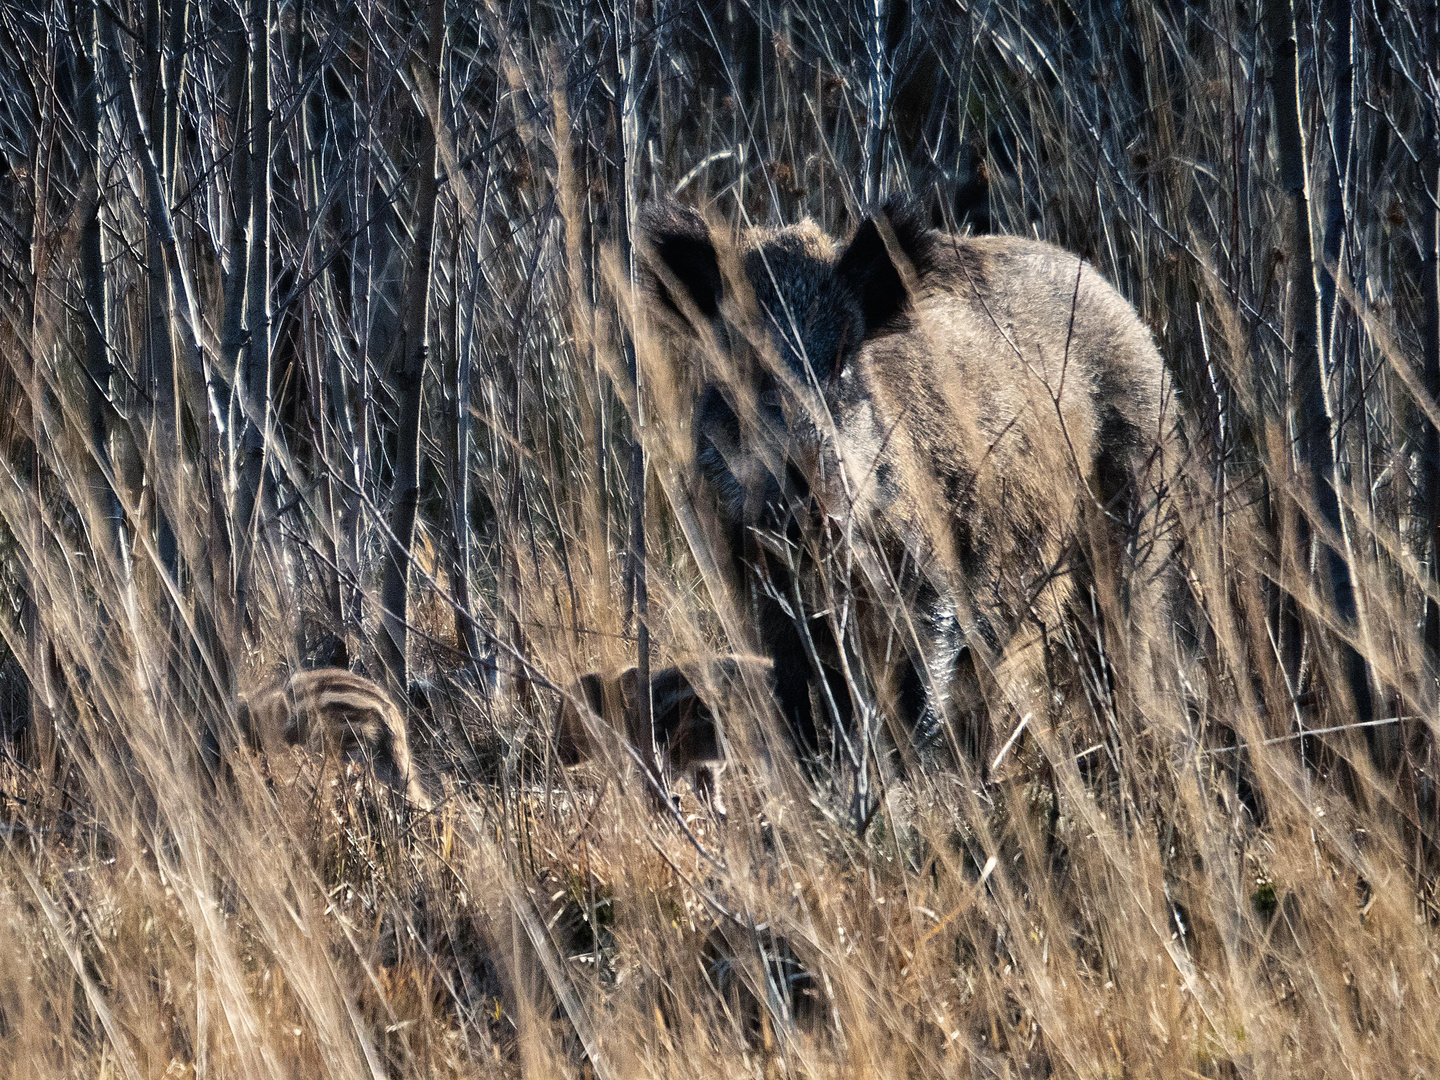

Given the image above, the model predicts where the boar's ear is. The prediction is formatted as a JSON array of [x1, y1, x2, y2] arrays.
[[836, 200, 936, 337], [638, 202, 723, 324]]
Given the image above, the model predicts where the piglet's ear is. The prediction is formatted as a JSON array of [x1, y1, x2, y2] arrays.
[[836, 200, 936, 337], [638, 202, 723, 324]]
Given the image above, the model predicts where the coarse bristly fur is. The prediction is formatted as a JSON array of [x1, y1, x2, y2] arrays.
[[639, 200, 1177, 770], [553, 655, 773, 818], [237, 668, 432, 810]]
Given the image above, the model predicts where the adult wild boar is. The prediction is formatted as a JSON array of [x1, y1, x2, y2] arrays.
[[638, 201, 1175, 769]]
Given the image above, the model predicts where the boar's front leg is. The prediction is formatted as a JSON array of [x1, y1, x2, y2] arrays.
[[894, 587, 990, 775]]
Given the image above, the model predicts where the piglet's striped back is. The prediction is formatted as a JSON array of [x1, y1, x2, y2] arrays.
[[239, 668, 432, 810]]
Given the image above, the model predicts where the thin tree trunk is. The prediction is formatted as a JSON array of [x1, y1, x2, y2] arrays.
[[162, 0, 186, 201], [76, 0, 125, 570], [443, 92, 499, 688], [1422, 2, 1440, 670], [217, 7, 248, 427], [198, 7, 248, 693], [143, 0, 179, 580], [445, 224, 488, 685], [617, 0, 654, 800], [1265, 0, 1376, 745], [293, 0, 344, 633], [234, 0, 272, 637], [377, 0, 444, 691], [340, 30, 377, 651], [19, 36, 56, 781], [1319, 0, 1353, 355], [864, 0, 889, 205]]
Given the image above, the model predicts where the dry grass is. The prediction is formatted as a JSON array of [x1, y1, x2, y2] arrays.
[[1, 0, 1439, 1077]]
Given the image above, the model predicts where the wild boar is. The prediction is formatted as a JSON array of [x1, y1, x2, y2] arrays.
[[553, 656, 771, 818], [238, 667, 432, 809], [638, 201, 1175, 768]]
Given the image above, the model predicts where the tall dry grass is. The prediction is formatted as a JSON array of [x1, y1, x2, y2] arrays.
[[0, 0, 1438, 1076]]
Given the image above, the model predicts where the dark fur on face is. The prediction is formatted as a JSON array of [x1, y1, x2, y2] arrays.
[[641, 199, 934, 380], [647, 202, 932, 547], [640, 200, 1175, 770]]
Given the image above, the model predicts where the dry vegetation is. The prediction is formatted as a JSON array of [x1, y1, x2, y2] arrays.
[[1, 0, 1439, 1076]]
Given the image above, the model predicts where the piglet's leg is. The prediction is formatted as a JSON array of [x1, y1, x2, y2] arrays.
[[693, 763, 727, 821]]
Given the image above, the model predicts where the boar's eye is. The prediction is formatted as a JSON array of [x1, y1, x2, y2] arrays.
[[758, 388, 783, 408]]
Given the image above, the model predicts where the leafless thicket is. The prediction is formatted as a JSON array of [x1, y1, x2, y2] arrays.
[[0, 0, 1438, 1076]]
